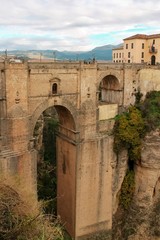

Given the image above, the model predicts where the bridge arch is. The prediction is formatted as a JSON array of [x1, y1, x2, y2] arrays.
[[30, 98, 77, 137], [30, 99, 77, 237]]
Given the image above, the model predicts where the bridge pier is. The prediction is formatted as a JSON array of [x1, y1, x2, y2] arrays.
[[56, 122, 113, 239], [74, 136, 113, 239]]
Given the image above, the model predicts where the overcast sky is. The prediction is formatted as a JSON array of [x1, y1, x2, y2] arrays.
[[0, 0, 160, 51]]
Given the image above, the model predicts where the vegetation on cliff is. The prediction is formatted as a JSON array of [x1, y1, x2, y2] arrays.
[[0, 178, 64, 240], [114, 90, 160, 163], [113, 90, 160, 239], [150, 198, 160, 237], [114, 91, 160, 208], [137, 90, 160, 132], [119, 170, 135, 210], [113, 106, 145, 162]]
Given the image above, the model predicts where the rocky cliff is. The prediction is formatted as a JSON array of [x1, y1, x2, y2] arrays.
[[112, 129, 160, 240]]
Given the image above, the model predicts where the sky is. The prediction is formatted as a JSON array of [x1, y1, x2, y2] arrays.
[[0, 0, 160, 51]]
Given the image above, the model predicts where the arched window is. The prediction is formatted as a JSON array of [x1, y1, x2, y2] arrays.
[[52, 83, 58, 94]]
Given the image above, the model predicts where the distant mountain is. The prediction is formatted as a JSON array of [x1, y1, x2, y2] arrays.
[[0, 44, 122, 61]]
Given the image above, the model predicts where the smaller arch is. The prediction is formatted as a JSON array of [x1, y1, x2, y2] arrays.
[[52, 83, 58, 94], [99, 74, 122, 104]]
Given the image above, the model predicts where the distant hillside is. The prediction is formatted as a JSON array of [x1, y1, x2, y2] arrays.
[[0, 44, 122, 61]]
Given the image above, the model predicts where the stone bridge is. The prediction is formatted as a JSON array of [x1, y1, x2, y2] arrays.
[[0, 59, 160, 239]]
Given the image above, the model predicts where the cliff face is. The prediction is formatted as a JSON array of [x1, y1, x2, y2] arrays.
[[136, 129, 160, 205], [112, 149, 128, 214], [112, 129, 160, 240], [133, 130, 160, 240]]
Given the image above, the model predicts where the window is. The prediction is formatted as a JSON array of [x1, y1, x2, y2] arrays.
[[128, 52, 131, 58], [128, 60, 130, 63], [142, 43, 144, 49], [116, 53, 118, 58], [114, 53, 115, 58], [52, 83, 58, 94], [126, 44, 128, 49], [131, 43, 134, 49], [119, 53, 121, 58], [153, 39, 155, 44], [141, 52, 144, 58]]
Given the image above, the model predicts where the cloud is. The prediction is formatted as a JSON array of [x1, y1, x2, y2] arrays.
[[0, 0, 160, 51]]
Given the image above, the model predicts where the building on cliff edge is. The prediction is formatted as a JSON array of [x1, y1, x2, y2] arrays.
[[112, 33, 160, 65]]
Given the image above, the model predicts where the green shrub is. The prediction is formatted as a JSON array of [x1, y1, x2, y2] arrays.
[[113, 106, 145, 162], [139, 90, 160, 131], [119, 170, 135, 210], [114, 91, 160, 162]]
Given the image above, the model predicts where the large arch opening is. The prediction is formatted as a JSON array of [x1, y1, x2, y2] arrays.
[[34, 107, 58, 214], [99, 74, 122, 104], [33, 104, 76, 238]]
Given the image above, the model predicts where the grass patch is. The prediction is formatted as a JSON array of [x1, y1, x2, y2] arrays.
[[0, 177, 64, 240]]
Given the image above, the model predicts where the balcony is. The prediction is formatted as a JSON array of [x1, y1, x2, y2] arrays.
[[149, 47, 158, 53]]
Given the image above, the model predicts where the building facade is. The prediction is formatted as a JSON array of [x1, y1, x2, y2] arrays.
[[112, 34, 160, 65], [112, 46, 124, 63]]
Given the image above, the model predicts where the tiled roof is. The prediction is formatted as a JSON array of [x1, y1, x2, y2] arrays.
[[147, 34, 160, 39], [124, 34, 147, 40], [124, 33, 160, 40]]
